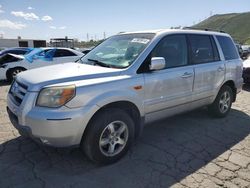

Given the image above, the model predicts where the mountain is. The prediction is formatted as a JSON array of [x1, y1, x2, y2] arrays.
[[194, 12, 250, 44]]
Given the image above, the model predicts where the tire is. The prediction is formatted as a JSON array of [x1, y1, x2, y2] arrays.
[[7, 68, 25, 82], [82, 108, 135, 164], [208, 85, 233, 118]]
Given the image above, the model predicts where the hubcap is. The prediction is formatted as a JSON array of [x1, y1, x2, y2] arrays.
[[219, 91, 231, 113], [99, 121, 129, 157], [12, 69, 22, 77]]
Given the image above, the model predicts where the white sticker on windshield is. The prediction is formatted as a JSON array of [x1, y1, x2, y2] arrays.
[[131, 38, 150, 44]]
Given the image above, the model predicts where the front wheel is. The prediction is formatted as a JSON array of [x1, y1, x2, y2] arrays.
[[7, 68, 25, 82], [82, 108, 135, 164], [208, 85, 233, 118]]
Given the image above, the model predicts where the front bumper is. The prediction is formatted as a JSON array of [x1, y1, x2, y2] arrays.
[[7, 92, 99, 147]]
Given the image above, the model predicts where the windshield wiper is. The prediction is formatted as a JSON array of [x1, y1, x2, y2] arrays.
[[87, 58, 111, 68]]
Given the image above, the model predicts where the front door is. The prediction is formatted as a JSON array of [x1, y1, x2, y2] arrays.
[[143, 34, 194, 114]]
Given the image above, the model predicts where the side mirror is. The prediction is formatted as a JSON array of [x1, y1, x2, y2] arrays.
[[149, 57, 166, 71]]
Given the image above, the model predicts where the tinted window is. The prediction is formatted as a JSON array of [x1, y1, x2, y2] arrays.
[[8, 50, 28, 55], [54, 49, 77, 57], [152, 35, 188, 68], [38, 49, 51, 56], [216, 36, 239, 60], [189, 35, 216, 64]]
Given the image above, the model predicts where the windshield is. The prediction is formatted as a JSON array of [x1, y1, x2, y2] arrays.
[[79, 33, 155, 68]]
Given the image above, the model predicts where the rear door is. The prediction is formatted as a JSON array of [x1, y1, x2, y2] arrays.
[[188, 34, 225, 100], [53, 49, 78, 64], [143, 34, 194, 114]]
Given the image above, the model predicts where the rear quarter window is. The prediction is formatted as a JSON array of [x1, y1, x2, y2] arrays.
[[216, 36, 239, 60]]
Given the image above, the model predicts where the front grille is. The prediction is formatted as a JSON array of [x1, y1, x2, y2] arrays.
[[9, 81, 28, 106]]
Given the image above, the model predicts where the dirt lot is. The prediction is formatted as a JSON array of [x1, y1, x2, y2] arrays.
[[0, 82, 250, 188]]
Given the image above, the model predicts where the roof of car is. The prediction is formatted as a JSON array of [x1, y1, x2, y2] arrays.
[[41, 47, 75, 50], [39, 47, 84, 55], [120, 29, 230, 37]]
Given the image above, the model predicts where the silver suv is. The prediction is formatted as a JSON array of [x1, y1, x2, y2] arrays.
[[7, 29, 243, 164]]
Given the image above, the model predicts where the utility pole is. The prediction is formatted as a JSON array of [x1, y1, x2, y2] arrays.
[[86, 33, 89, 42], [103, 32, 106, 39]]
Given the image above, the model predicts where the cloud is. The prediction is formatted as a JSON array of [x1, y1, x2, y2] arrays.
[[0, 5, 4, 13], [49, 26, 57, 29], [27, 6, 34, 10], [41, 15, 53, 21], [59, 26, 66, 30], [0, 19, 26, 29], [11, 11, 39, 20], [49, 26, 66, 30], [0, 30, 4, 36]]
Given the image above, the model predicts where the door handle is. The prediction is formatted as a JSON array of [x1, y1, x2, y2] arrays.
[[181, 72, 193, 78], [217, 67, 225, 72]]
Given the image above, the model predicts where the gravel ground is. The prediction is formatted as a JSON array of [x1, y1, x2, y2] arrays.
[[0, 81, 250, 188]]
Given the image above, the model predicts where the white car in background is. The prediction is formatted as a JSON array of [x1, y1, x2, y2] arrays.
[[243, 57, 250, 83], [0, 48, 84, 81]]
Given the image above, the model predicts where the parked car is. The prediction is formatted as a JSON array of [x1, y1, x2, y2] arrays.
[[7, 29, 243, 164], [243, 57, 250, 83], [235, 43, 243, 58], [0, 47, 33, 56], [0, 47, 84, 81], [241, 45, 250, 60]]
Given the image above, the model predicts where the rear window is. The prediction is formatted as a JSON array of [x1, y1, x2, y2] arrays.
[[216, 36, 239, 60], [188, 35, 219, 64]]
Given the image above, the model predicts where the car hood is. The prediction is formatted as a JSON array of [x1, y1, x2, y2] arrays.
[[17, 62, 123, 91]]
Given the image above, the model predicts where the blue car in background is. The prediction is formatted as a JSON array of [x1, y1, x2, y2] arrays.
[[0, 47, 84, 81], [0, 48, 33, 56]]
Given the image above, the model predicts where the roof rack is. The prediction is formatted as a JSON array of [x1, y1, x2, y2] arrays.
[[182, 27, 226, 33]]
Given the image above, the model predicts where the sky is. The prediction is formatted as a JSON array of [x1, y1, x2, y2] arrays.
[[0, 0, 249, 41]]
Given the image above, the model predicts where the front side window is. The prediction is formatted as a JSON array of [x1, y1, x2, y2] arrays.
[[80, 33, 155, 69], [9, 50, 27, 55], [216, 36, 239, 60], [189, 35, 215, 64], [151, 35, 188, 68]]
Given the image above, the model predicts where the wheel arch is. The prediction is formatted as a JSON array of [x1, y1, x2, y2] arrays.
[[6, 66, 27, 81], [222, 80, 237, 102], [82, 100, 144, 142]]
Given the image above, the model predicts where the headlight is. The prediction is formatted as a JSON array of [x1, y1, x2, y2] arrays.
[[36, 85, 75, 108]]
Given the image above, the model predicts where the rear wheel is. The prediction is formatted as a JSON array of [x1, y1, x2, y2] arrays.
[[208, 85, 233, 118], [82, 108, 135, 164]]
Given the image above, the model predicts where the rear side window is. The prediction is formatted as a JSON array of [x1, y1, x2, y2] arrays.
[[188, 35, 218, 64], [54, 49, 77, 57], [216, 36, 239, 60]]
